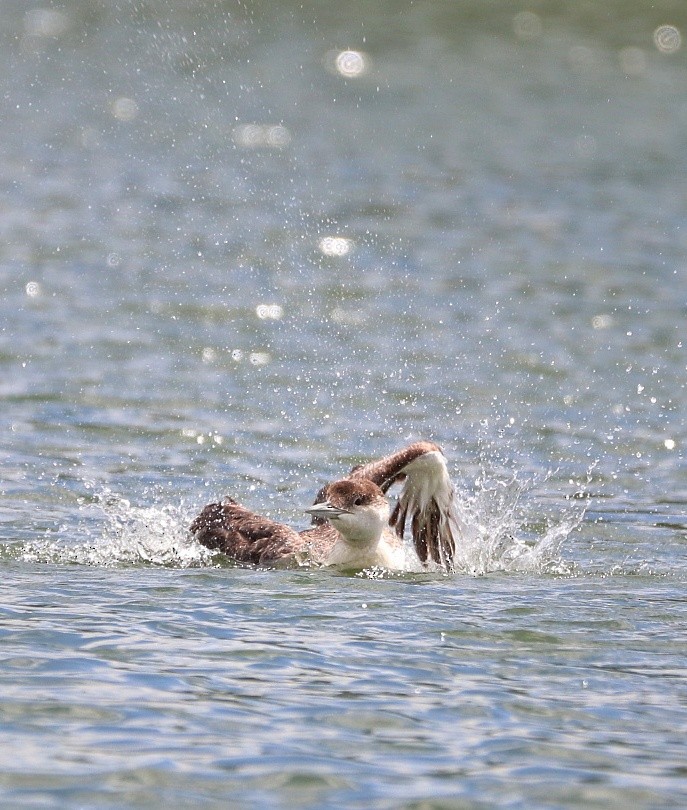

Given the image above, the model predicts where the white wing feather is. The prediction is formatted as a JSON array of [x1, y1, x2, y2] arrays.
[[390, 450, 457, 571]]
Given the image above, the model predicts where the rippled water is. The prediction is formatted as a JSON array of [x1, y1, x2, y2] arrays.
[[1, 0, 687, 807]]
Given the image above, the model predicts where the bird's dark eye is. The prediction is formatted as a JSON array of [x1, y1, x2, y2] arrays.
[[354, 496, 363, 506]]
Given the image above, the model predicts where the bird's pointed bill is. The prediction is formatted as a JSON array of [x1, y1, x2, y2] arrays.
[[304, 500, 351, 519]]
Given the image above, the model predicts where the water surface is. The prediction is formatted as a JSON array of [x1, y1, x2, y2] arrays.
[[1, 0, 686, 807]]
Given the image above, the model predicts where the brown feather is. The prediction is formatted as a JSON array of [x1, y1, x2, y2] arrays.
[[190, 440, 457, 571], [347, 441, 442, 490], [190, 499, 301, 565]]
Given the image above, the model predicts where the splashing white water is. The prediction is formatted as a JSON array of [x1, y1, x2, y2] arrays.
[[450, 470, 586, 576], [16, 470, 585, 574], [19, 489, 217, 568]]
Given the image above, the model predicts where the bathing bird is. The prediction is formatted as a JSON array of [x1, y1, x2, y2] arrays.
[[191, 441, 457, 572]]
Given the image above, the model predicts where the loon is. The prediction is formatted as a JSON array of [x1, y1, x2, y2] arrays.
[[190, 441, 457, 572]]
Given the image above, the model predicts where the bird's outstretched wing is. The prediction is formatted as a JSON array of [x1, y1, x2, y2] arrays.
[[350, 441, 458, 571], [190, 498, 301, 565], [192, 441, 457, 571]]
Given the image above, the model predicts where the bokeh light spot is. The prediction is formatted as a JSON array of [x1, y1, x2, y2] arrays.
[[319, 236, 352, 257], [24, 9, 69, 38], [256, 304, 283, 320], [568, 45, 596, 72], [265, 125, 291, 147], [328, 49, 368, 78], [331, 307, 365, 325], [111, 97, 139, 121], [653, 25, 681, 54], [233, 124, 291, 149], [513, 11, 543, 41], [592, 314, 614, 330], [25, 281, 41, 297], [249, 352, 271, 366]]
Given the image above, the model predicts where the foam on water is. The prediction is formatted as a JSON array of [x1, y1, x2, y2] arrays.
[[14, 472, 586, 576]]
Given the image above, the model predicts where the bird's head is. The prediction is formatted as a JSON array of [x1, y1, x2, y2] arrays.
[[305, 479, 389, 546]]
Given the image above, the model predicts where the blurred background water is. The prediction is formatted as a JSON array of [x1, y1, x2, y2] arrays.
[[1, 0, 686, 807]]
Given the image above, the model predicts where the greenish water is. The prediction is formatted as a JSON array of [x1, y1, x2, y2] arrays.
[[1, 1, 686, 807]]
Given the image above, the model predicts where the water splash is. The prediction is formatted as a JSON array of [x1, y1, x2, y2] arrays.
[[450, 470, 586, 576], [353, 470, 586, 580], [19, 489, 217, 568], [14, 469, 586, 575]]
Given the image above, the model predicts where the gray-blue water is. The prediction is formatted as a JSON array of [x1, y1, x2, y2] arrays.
[[1, 1, 687, 807]]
